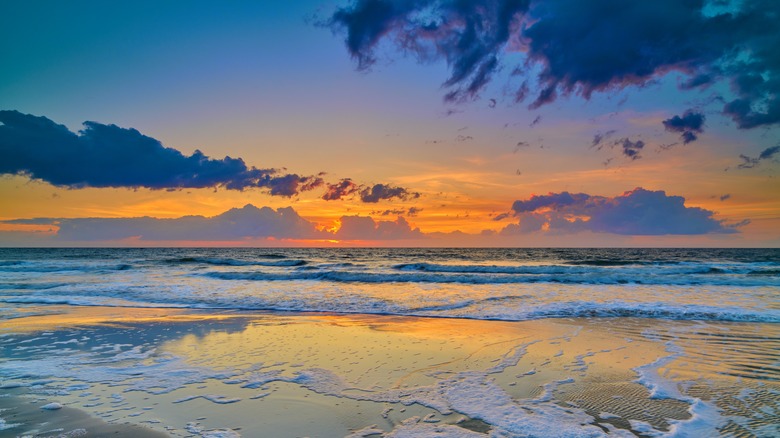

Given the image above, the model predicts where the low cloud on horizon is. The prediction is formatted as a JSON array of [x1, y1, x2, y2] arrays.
[[2, 187, 746, 245], [503, 187, 742, 235]]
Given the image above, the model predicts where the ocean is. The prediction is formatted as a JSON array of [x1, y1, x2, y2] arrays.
[[0, 248, 778, 437], [1, 248, 778, 322]]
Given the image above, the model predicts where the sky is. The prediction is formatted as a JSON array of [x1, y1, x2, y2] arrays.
[[1, 0, 778, 247]]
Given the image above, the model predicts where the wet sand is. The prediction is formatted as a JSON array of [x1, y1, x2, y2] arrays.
[[0, 305, 778, 437]]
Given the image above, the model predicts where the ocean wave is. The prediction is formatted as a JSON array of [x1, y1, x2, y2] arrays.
[[0, 282, 70, 291], [202, 269, 776, 286], [0, 263, 133, 273], [391, 262, 759, 276], [563, 259, 660, 266], [2, 295, 777, 324], [164, 257, 303, 267], [748, 269, 780, 276]]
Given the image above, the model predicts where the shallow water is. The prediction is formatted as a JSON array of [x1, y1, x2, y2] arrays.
[[0, 309, 778, 437]]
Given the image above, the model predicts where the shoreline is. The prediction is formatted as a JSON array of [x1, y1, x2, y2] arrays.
[[1, 305, 778, 437]]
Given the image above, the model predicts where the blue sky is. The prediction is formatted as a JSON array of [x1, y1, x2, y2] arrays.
[[1, 0, 778, 246]]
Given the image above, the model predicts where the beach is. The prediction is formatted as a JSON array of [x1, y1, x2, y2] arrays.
[[1, 248, 778, 437], [1, 305, 778, 437]]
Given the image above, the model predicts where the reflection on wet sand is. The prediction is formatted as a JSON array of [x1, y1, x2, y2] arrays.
[[1, 306, 778, 437]]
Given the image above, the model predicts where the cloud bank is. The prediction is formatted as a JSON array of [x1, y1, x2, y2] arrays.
[[504, 187, 738, 235], [327, 0, 780, 128], [43, 205, 323, 241], [335, 215, 424, 240], [4, 205, 428, 242]]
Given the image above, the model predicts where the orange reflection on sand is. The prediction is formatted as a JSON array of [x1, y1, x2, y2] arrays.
[[0, 306, 241, 333]]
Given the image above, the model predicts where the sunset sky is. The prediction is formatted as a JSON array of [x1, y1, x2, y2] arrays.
[[1, 0, 778, 246]]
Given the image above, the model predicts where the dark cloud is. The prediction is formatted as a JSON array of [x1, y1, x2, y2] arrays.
[[323, 179, 420, 203], [507, 187, 737, 235], [737, 145, 780, 169], [0, 111, 323, 196], [327, 0, 780, 129], [335, 215, 423, 240], [359, 183, 420, 203], [663, 111, 705, 144], [529, 115, 541, 127], [492, 212, 512, 221], [407, 206, 423, 217], [614, 138, 645, 160], [455, 134, 474, 142], [327, 0, 530, 102], [720, 194, 731, 201], [16, 205, 323, 241], [322, 178, 361, 200], [374, 208, 406, 216], [375, 207, 423, 216]]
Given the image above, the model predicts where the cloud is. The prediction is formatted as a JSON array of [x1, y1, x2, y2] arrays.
[[506, 187, 737, 235], [407, 206, 423, 217], [591, 129, 617, 149], [3, 206, 430, 243], [335, 215, 424, 240], [322, 178, 361, 200], [11, 205, 324, 241], [327, 0, 780, 128], [663, 111, 705, 144], [373, 206, 423, 216], [615, 137, 645, 160], [737, 145, 780, 169], [359, 183, 420, 203], [326, 0, 530, 103], [0, 111, 323, 196], [322, 179, 420, 203]]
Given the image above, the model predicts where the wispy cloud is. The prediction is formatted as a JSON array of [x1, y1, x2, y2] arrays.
[[737, 145, 780, 169]]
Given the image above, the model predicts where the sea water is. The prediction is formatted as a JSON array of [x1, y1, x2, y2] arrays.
[[0, 248, 778, 437], [0, 248, 778, 322]]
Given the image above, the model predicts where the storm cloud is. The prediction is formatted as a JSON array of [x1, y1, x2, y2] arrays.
[[507, 187, 737, 235], [0, 110, 323, 196], [327, 0, 780, 128], [663, 111, 705, 144]]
